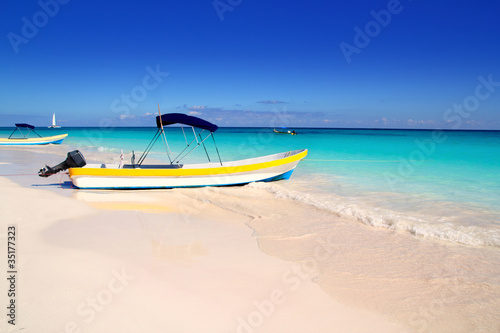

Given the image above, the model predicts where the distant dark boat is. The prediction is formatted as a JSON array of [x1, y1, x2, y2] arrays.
[[274, 128, 297, 135]]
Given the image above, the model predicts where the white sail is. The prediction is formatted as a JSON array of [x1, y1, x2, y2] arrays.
[[48, 113, 61, 128]]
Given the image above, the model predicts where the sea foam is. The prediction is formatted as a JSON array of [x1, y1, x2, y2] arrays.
[[247, 182, 500, 247]]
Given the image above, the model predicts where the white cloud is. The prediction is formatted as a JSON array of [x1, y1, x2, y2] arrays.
[[119, 114, 135, 120], [188, 105, 205, 110], [257, 100, 287, 104], [188, 111, 202, 116]]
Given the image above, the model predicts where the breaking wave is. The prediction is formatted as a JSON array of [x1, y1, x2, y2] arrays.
[[247, 182, 500, 247]]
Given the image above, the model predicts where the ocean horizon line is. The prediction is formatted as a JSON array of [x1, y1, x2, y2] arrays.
[[1, 125, 500, 132]]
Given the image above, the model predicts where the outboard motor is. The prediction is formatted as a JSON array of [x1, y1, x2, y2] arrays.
[[39, 150, 86, 177]]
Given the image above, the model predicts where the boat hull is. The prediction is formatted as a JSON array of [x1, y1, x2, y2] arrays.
[[69, 149, 307, 189], [273, 129, 296, 135], [0, 134, 68, 145]]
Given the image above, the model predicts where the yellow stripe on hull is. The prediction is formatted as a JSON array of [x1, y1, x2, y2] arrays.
[[69, 149, 307, 189], [0, 134, 68, 145]]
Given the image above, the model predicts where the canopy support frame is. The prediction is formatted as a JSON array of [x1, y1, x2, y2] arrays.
[[175, 128, 213, 164], [8, 126, 42, 139], [136, 109, 223, 166], [211, 133, 223, 166], [137, 129, 163, 166]]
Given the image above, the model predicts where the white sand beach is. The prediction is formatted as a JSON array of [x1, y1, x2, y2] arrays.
[[0, 147, 409, 333], [2, 146, 500, 333]]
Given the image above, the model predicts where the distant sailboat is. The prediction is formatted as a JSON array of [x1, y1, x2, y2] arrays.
[[48, 113, 61, 128]]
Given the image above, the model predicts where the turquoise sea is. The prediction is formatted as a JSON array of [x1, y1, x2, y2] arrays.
[[2, 126, 499, 247]]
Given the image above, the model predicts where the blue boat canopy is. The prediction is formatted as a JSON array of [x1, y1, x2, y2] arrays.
[[15, 123, 35, 129], [156, 113, 218, 132]]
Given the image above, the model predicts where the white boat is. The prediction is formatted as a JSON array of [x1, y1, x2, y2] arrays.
[[68, 149, 307, 189], [39, 110, 308, 189], [48, 113, 61, 128], [0, 123, 67, 145]]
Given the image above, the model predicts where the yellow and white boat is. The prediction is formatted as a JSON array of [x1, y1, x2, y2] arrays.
[[39, 111, 307, 189], [0, 123, 67, 145], [68, 149, 307, 189]]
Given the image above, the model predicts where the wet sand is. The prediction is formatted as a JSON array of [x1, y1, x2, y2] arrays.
[[0, 147, 408, 332]]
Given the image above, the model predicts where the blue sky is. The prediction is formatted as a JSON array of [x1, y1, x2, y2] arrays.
[[1, 0, 499, 128]]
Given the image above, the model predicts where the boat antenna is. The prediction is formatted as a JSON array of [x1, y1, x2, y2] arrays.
[[137, 104, 173, 166], [157, 103, 174, 164]]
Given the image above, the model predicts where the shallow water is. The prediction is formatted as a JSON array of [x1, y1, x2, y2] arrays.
[[176, 184, 500, 333], [4, 126, 498, 246]]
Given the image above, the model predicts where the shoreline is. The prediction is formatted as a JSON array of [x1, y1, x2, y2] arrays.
[[0, 146, 409, 332]]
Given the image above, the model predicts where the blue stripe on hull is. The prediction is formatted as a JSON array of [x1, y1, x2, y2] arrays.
[[0, 140, 64, 145], [73, 169, 296, 190], [262, 169, 294, 182]]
